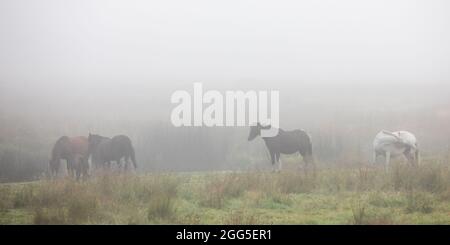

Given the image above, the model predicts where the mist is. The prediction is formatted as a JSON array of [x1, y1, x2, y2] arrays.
[[1, 0, 450, 181]]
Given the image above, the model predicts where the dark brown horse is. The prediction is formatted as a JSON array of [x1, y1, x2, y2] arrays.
[[88, 134, 137, 170], [49, 136, 89, 180], [248, 123, 314, 174]]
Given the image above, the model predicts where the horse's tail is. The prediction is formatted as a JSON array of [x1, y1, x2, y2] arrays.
[[303, 131, 314, 164], [304, 133, 316, 177]]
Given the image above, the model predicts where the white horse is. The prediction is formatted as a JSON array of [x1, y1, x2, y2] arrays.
[[373, 130, 419, 168]]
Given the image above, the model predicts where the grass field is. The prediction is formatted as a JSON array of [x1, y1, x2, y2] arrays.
[[1, 159, 450, 225]]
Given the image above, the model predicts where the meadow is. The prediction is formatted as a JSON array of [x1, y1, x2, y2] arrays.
[[1, 157, 449, 225]]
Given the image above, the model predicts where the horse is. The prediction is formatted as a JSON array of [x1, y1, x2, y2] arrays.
[[49, 136, 89, 180], [88, 133, 137, 171], [248, 123, 314, 174], [373, 130, 420, 168]]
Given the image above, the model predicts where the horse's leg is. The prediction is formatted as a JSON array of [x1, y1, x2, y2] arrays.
[[70, 160, 74, 178], [128, 156, 133, 171], [116, 158, 123, 172], [77, 157, 83, 181], [303, 154, 309, 177], [276, 153, 281, 172], [50, 160, 56, 179], [73, 157, 80, 181], [385, 151, 391, 171], [85, 158, 90, 179], [415, 149, 420, 166], [409, 148, 420, 167], [65, 159, 73, 178], [405, 153, 413, 166], [404, 149, 416, 167], [72, 162, 77, 179], [373, 151, 378, 165], [270, 151, 276, 172], [76, 165, 81, 181], [124, 156, 131, 172], [71, 159, 76, 178], [56, 159, 61, 178], [296, 159, 302, 172], [121, 158, 126, 171], [298, 150, 308, 176], [79, 157, 85, 180], [73, 159, 78, 178], [73, 157, 79, 180], [299, 149, 312, 176], [81, 157, 89, 180], [65, 159, 70, 177]]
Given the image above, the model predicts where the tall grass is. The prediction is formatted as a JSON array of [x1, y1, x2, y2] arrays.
[[0, 161, 449, 224], [0, 173, 182, 224]]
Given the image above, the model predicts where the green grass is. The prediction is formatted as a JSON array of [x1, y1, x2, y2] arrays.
[[1, 161, 450, 224]]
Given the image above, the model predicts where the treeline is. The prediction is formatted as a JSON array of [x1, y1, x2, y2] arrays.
[[1, 104, 450, 182]]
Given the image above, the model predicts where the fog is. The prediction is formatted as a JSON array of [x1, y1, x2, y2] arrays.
[[1, 0, 450, 181]]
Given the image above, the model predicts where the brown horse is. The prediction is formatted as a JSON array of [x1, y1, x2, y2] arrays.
[[49, 136, 89, 180]]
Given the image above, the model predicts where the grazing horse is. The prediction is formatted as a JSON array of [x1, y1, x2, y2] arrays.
[[88, 133, 137, 170], [248, 123, 314, 173], [373, 130, 419, 168], [49, 136, 89, 180]]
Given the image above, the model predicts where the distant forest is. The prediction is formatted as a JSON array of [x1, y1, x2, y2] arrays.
[[1, 103, 449, 182]]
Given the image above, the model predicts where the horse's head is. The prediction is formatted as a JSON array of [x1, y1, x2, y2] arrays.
[[248, 123, 261, 141], [248, 123, 271, 141]]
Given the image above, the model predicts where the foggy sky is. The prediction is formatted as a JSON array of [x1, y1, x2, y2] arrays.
[[1, 0, 450, 122]]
